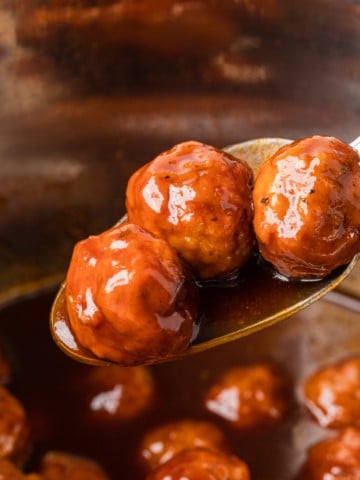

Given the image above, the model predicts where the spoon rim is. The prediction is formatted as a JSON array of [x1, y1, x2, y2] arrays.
[[50, 252, 359, 366], [50, 136, 360, 366]]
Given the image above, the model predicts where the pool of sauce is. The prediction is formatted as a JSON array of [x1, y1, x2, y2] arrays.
[[1, 289, 360, 480], [52, 253, 350, 363]]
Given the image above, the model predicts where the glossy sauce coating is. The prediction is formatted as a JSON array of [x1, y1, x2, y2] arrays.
[[0, 386, 29, 465], [126, 141, 254, 279], [303, 356, 360, 429], [204, 364, 289, 430], [145, 447, 250, 480], [39, 451, 110, 480], [65, 223, 198, 365], [253, 135, 360, 278], [139, 419, 227, 472], [300, 428, 360, 480], [77, 365, 155, 422]]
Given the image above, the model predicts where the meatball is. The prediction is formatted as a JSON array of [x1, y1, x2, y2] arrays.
[[126, 141, 254, 279], [0, 460, 41, 480], [253, 135, 360, 279], [65, 223, 198, 365], [303, 356, 360, 429], [0, 387, 29, 464], [39, 451, 110, 480], [80, 365, 155, 422], [139, 419, 227, 471], [204, 363, 289, 430], [145, 447, 250, 480], [301, 428, 360, 480]]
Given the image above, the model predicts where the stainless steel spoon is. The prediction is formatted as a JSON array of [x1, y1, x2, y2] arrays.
[[50, 136, 360, 367]]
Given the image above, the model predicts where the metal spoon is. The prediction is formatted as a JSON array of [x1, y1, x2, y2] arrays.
[[50, 136, 360, 367]]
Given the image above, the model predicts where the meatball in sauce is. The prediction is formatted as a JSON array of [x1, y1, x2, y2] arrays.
[[0, 460, 41, 480], [303, 356, 360, 429], [145, 447, 250, 480], [205, 364, 289, 430], [301, 428, 360, 480], [65, 223, 198, 365], [126, 141, 254, 279], [39, 451, 110, 480], [0, 387, 29, 464], [80, 365, 155, 422], [253, 135, 360, 279], [139, 419, 227, 471]]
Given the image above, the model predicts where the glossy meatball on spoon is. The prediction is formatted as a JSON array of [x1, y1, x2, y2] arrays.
[[50, 136, 360, 367]]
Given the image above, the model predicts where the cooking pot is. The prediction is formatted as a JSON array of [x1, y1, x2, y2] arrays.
[[0, 1, 359, 479]]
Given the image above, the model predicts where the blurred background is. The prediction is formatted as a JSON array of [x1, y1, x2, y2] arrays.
[[0, 4, 359, 480], [0, 0, 359, 304]]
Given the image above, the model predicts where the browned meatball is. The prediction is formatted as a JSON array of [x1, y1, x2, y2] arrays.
[[0, 460, 42, 480], [126, 141, 254, 279], [139, 419, 227, 471], [80, 365, 155, 422], [65, 223, 198, 365], [145, 447, 250, 480], [253, 135, 360, 279], [39, 451, 110, 480], [0, 387, 29, 464], [303, 357, 360, 429], [301, 428, 360, 480], [204, 364, 289, 430]]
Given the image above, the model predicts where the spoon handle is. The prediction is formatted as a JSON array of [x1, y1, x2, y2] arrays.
[[350, 136, 360, 153], [325, 290, 360, 314]]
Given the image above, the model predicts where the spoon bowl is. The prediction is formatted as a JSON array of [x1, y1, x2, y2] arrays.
[[50, 136, 360, 367]]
